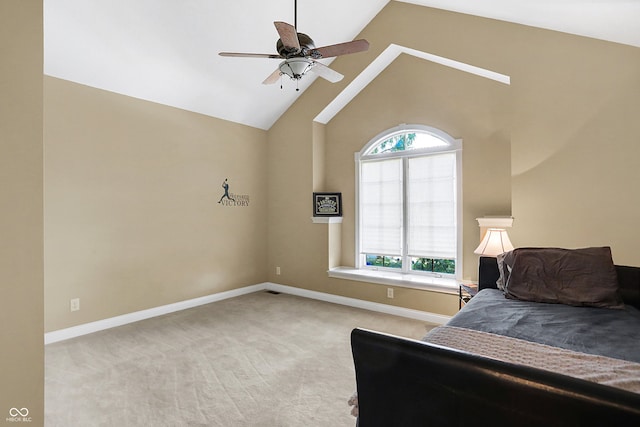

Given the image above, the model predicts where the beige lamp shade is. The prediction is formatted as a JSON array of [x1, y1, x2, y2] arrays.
[[474, 228, 514, 256]]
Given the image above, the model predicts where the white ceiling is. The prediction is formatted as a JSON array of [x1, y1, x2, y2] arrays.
[[44, 0, 640, 130]]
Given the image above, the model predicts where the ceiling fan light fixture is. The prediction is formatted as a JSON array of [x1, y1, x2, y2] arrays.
[[279, 57, 313, 81]]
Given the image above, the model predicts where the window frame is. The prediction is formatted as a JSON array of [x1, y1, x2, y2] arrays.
[[355, 124, 463, 280]]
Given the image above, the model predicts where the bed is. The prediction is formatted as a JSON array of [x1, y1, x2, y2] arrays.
[[350, 247, 640, 426]]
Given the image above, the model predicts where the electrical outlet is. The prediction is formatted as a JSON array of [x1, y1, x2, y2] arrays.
[[70, 298, 80, 312], [276, 266, 281, 275], [387, 288, 394, 299]]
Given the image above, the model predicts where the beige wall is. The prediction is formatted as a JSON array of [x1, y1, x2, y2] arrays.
[[508, 32, 640, 265], [267, 2, 640, 316], [44, 78, 268, 331], [0, 0, 44, 424]]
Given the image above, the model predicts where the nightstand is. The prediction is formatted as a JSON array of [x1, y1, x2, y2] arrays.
[[459, 283, 478, 309]]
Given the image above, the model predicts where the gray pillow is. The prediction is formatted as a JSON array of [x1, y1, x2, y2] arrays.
[[501, 247, 624, 309], [496, 251, 512, 290]]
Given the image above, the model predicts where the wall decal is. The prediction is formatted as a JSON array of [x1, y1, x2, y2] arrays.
[[313, 192, 342, 217], [217, 178, 250, 207]]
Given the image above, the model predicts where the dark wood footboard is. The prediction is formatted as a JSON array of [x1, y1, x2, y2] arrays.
[[351, 328, 640, 426]]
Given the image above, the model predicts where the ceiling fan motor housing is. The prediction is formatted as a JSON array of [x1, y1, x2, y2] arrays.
[[277, 33, 315, 57]]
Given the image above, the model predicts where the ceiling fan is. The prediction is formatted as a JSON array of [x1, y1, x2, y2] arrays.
[[219, 0, 370, 90]]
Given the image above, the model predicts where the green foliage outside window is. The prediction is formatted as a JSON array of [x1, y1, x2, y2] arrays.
[[369, 133, 417, 154], [365, 254, 402, 269], [365, 254, 455, 274], [411, 258, 455, 274]]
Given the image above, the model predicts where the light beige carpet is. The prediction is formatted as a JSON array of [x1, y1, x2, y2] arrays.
[[45, 291, 436, 426]]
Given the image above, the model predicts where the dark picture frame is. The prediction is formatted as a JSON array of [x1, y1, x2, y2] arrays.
[[313, 192, 342, 217]]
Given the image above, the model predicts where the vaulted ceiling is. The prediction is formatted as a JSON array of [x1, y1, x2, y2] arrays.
[[44, 1, 640, 130]]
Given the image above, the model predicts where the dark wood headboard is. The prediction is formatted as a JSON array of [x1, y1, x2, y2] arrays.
[[478, 256, 640, 310]]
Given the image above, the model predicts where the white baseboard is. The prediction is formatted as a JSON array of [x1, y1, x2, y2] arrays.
[[265, 282, 452, 325], [45, 282, 451, 344], [44, 284, 267, 344]]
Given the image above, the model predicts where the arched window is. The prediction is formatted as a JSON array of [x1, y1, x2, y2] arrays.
[[356, 125, 462, 277]]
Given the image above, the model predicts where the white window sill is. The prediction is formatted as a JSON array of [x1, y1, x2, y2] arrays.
[[328, 267, 460, 295]]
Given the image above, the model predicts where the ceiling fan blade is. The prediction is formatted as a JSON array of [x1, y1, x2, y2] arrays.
[[311, 39, 370, 59], [262, 68, 282, 85], [274, 21, 300, 52], [219, 52, 282, 59], [309, 61, 344, 83]]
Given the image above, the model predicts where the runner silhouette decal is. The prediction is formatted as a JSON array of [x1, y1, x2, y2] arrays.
[[217, 178, 250, 207]]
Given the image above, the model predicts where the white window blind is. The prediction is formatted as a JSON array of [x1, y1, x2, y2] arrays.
[[407, 153, 456, 259], [360, 159, 403, 255]]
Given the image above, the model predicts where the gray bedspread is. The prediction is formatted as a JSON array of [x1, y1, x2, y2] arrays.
[[447, 289, 640, 363]]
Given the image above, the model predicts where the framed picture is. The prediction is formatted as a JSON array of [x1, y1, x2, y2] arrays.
[[313, 192, 342, 217]]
